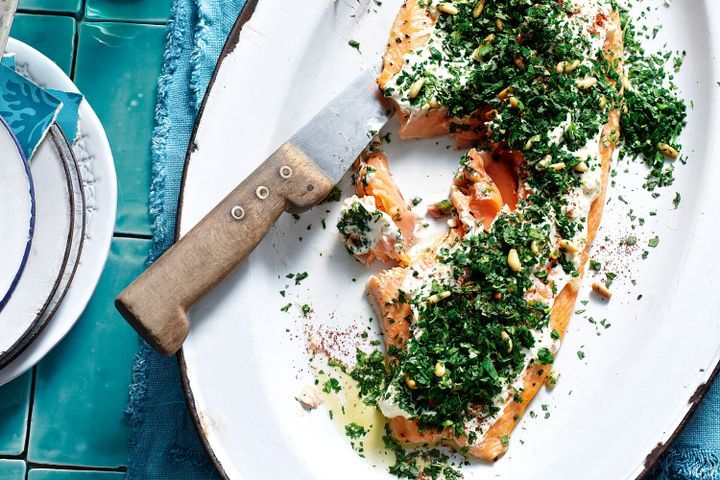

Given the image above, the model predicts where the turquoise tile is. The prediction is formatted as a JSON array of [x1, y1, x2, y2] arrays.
[[0, 460, 25, 479], [0, 371, 31, 455], [28, 237, 150, 467], [19, 0, 82, 15], [10, 14, 76, 76], [86, 0, 172, 22], [29, 469, 125, 480], [74, 22, 165, 236]]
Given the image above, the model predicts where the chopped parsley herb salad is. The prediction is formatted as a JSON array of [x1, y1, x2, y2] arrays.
[[326, 0, 686, 477]]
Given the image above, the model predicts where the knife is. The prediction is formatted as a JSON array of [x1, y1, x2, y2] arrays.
[[0, 0, 18, 58], [116, 69, 391, 355]]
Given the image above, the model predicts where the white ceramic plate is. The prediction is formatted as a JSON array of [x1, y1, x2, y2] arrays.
[[0, 117, 34, 313], [178, 1, 720, 479], [0, 39, 116, 386], [0, 126, 77, 366], [25, 126, 88, 365]]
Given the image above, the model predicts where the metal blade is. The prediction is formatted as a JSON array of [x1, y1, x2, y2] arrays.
[[290, 69, 391, 185], [0, 0, 18, 58]]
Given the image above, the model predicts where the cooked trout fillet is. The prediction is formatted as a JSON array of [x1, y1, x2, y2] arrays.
[[367, 1, 624, 461], [378, 0, 491, 143], [338, 151, 418, 266]]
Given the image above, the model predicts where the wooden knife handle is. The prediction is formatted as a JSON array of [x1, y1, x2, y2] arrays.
[[115, 142, 333, 355]]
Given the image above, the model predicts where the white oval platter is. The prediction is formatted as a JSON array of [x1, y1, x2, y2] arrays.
[[0, 117, 34, 313], [0, 39, 116, 386], [178, 1, 720, 479]]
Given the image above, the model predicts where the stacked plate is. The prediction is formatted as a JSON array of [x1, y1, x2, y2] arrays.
[[0, 39, 116, 385]]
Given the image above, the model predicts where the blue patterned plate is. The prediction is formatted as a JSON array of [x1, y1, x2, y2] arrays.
[[0, 115, 34, 313]]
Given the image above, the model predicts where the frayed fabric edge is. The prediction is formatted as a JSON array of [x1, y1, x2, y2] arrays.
[[651, 447, 720, 480], [148, 0, 196, 265], [190, 0, 215, 112]]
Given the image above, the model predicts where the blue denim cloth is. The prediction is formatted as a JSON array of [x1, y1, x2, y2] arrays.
[[129, 0, 719, 477], [125, 1, 245, 479]]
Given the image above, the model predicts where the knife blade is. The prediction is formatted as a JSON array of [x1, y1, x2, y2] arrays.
[[0, 0, 18, 58], [116, 69, 393, 356], [291, 69, 391, 185]]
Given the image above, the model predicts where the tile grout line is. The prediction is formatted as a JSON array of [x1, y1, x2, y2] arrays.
[[17, 9, 78, 19], [26, 462, 127, 473], [113, 232, 153, 240], [22, 367, 36, 479], [0, 454, 128, 473], [85, 19, 167, 26], [68, 15, 81, 80]]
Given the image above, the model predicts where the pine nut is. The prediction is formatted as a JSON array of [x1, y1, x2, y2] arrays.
[[574, 161, 589, 173], [558, 239, 579, 253], [537, 155, 553, 170], [501, 331, 513, 353], [409, 77, 426, 99], [565, 59, 581, 73], [472, 46, 483, 62], [592, 281, 612, 299], [577, 77, 598, 90], [438, 3, 459, 14], [658, 142, 679, 158], [473, 0, 485, 18], [530, 240, 540, 256], [498, 86, 515, 99], [545, 369, 560, 388], [428, 291, 451, 304], [507, 248, 521, 272]]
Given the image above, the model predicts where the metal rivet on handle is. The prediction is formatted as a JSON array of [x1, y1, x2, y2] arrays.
[[230, 205, 245, 220], [279, 165, 293, 179], [256, 186, 270, 200]]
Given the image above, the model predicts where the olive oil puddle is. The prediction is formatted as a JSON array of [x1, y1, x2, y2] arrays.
[[317, 367, 395, 468]]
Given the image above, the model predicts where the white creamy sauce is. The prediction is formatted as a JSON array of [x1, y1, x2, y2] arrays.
[[400, 263, 452, 303], [557, 126, 604, 271], [401, 261, 454, 325], [547, 113, 573, 146], [338, 195, 404, 256], [379, 382, 412, 419]]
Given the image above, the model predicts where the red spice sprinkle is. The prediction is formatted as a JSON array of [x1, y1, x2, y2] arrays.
[[589, 11, 609, 35]]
